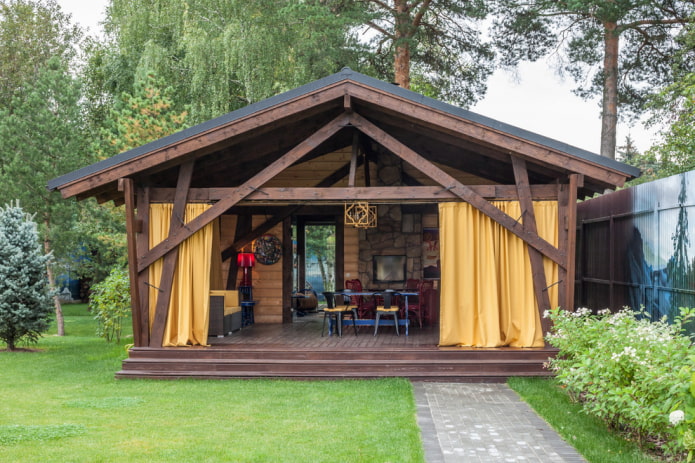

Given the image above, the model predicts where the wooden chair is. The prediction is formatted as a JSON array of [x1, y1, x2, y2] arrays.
[[374, 291, 399, 336], [400, 280, 433, 328], [345, 279, 375, 319], [321, 292, 358, 337]]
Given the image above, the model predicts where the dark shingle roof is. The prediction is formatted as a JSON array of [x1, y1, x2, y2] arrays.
[[48, 67, 639, 191]]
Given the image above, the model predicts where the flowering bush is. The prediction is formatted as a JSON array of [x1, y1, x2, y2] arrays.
[[545, 306, 695, 456]]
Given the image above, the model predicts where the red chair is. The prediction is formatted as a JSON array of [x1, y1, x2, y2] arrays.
[[401, 280, 433, 328], [345, 279, 375, 319]]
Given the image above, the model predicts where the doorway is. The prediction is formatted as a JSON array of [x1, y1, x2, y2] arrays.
[[294, 218, 337, 306]]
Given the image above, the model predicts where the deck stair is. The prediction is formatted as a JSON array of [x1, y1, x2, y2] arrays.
[[117, 346, 556, 381]]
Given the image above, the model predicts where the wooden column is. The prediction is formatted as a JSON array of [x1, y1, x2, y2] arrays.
[[149, 161, 195, 347], [120, 178, 143, 347], [282, 216, 293, 323], [557, 182, 569, 312], [335, 213, 345, 292], [565, 174, 581, 311], [136, 186, 150, 346]]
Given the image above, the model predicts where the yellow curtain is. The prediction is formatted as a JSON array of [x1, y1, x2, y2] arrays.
[[149, 203, 218, 347], [439, 201, 558, 347]]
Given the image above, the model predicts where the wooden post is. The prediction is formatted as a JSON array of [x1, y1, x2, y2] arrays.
[[120, 178, 143, 347], [282, 216, 293, 323], [136, 186, 150, 346], [557, 182, 569, 312], [149, 161, 195, 347], [565, 174, 581, 311]]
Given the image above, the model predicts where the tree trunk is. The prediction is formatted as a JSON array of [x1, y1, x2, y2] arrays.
[[43, 217, 64, 336], [600, 22, 620, 160], [393, 0, 411, 89]]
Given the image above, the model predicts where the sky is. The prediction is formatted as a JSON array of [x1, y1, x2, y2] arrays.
[[58, 0, 659, 155]]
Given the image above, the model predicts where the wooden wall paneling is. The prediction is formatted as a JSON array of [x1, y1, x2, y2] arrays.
[[348, 111, 565, 266], [343, 225, 359, 283], [251, 218, 284, 323], [511, 157, 551, 334], [138, 112, 351, 273], [149, 161, 194, 347]]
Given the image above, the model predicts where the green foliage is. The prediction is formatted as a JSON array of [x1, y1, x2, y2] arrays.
[[647, 72, 695, 177], [0, 0, 82, 112], [97, 72, 189, 157], [350, 0, 494, 106], [545, 306, 695, 457], [90, 0, 367, 125], [305, 225, 336, 292], [89, 267, 131, 343], [493, 0, 693, 116], [0, 203, 53, 351], [0, 424, 86, 445]]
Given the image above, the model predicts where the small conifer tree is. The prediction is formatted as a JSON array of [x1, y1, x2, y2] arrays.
[[0, 203, 53, 350]]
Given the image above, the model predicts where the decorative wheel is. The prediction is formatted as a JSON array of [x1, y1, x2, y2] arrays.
[[253, 234, 282, 265]]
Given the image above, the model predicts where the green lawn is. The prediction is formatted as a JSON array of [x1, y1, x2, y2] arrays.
[[0, 304, 424, 462], [509, 377, 662, 463]]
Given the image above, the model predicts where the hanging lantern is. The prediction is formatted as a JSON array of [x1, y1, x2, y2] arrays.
[[344, 201, 377, 228]]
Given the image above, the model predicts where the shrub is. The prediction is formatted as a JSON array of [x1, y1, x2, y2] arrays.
[[545, 306, 695, 457], [0, 203, 53, 350], [89, 267, 131, 342]]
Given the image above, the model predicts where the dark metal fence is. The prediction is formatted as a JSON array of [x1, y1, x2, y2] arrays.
[[576, 171, 695, 321]]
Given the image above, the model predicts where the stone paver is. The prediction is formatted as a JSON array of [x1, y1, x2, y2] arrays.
[[414, 382, 586, 463]]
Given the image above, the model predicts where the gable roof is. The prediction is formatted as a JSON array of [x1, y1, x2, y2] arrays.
[[48, 68, 639, 200]]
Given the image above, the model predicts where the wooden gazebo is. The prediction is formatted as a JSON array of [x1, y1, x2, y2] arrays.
[[49, 68, 638, 379]]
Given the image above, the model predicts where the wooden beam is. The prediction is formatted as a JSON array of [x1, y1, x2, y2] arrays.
[[221, 159, 357, 259], [57, 85, 347, 199], [138, 112, 351, 273], [512, 157, 552, 334], [348, 132, 358, 187], [149, 161, 195, 347], [345, 82, 630, 187], [120, 178, 143, 347], [348, 111, 566, 266], [150, 184, 559, 203]]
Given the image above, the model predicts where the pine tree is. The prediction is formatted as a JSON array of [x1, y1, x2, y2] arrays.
[[0, 203, 52, 351]]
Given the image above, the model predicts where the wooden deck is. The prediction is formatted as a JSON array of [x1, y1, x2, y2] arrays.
[[117, 313, 557, 381]]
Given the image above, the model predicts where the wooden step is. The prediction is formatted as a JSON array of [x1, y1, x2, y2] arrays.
[[116, 346, 556, 380]]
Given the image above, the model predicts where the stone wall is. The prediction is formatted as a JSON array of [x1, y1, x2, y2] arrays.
[[357, 206, 422, 288]]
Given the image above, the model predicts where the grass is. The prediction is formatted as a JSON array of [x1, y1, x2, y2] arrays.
[[0, 304, 424, 462], [508, 377, 661, 463]]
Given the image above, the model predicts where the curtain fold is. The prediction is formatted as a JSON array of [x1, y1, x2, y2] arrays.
[[439, 201, 558, 348], [148, 203, 216, 347]]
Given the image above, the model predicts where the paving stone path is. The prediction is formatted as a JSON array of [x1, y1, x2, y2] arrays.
[[414, 382, 587, 462]]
